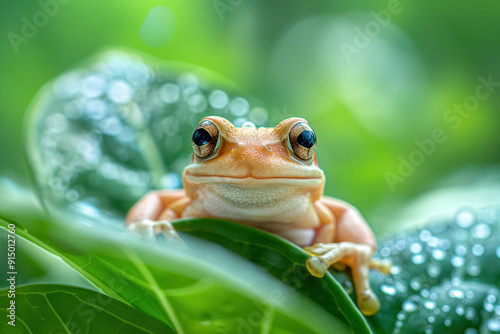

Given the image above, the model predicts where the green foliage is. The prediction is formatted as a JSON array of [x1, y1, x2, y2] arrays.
[[366, 207, 500, 334], [0, 212, 353, 334], [0, 284, 176, 334]]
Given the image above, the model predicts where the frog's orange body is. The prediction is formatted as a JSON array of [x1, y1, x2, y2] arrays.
[[126, 116, 388, 316]]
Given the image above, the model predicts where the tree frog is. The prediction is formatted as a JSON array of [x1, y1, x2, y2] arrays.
[[126, 116, 390, 316]]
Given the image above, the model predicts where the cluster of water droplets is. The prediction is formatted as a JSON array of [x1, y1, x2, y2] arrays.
[[29, 50, 272, 217], [365, 207, 500, 334]]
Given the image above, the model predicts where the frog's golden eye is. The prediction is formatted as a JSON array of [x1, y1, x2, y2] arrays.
[[191, 120, 219, 158], [288, 122, 317, 161]]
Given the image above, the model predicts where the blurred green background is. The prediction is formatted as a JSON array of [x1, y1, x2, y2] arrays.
[[1, 0, 500, 234]]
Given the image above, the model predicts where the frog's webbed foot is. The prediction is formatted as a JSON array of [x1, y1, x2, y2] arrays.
[[304, 242, 391, 316], [127, 219, 184, 245]]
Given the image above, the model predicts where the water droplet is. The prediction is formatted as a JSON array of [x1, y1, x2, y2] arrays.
[[455, 244, 468, 256], [381, 284, 397, 296], [432, 249, 446, 261], [248, 107, 269, 126], [66, 189, 79, 201], [233, 118, 248, 127], [108, 80, 132, 104], [466, 290, 475, 299], [420, 230, 432, 242], [496, 246, 500, 259], [464, 328, 478, 334], [448, 289, 464, 299], [380, 247, 391, 257], [427, 316, 435, 323], [444, 317, 452, 327], [451, 256, 465, 267], [456, 210, 475, 228], [427, 237, 439, 248], [485, 302, 495, 312], [229, 97, 249, 116], [488, 294, 497, 304], [397, 312, 405, 320], [159, 83, 180, 103], [410, 242, 423, 254], [395, 240, 406, 250], [188, 94, 207, 113], [81, 74, 107, 98], [410, 277, 422, 291], [471, 244, 485, 256], [241, 121, 256, 130], [427, 263, 441, 278], [465, 307, 476, 320], [424, 300, 436, 310], [403, 300, 418, 312], [421, 289, 430, 298], [100, 117, 123, 135], [466, 261, 481, 276], [456, 305, 465, 315], [125, 63, 150, 86], [425, 327, 433, 334], [390, 266, 401, 275], [412, 254, 426, 265], [451, 277, 462, 286], [209, 90, 229, 109], [86, 99, 109, 120], [472, 223, 491, 239], [442, 304, 450, 312]]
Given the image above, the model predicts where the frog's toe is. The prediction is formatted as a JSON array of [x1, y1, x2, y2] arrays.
[[357, 289, 380, 316], [306, 256, 329, 278], [127, 219, 184, 246], [127, 219, 157, 241]]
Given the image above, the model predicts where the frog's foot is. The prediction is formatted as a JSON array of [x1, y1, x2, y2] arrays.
[[303, 242, 383, 316], [127, 219, 183, 244]]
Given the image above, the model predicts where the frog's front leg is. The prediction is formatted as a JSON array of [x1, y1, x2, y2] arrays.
[[126, 190, 191, 242], [304, 197, 390, 316]]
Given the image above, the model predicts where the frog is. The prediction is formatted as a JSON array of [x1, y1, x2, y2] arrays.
[[126, 116, 390, 316]]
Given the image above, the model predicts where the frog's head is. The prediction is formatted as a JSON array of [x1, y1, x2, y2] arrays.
[[182, 116, 325, 200]]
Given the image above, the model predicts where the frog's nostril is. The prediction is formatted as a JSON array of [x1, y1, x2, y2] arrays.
[[263, 144, 272, 152]]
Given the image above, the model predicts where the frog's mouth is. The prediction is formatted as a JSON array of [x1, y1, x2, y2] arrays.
[[184, 173, 323, 187]]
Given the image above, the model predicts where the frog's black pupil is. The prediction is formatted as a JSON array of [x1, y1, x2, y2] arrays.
[[297, 130, 316, 149], [193, 128, 211, 146]]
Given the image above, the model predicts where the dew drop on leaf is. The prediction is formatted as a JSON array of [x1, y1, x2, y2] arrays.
[[380, 284, 397, 296], [402, 300, 418, 313], [488, 318, 500, 332], [456, 210, 475, 228]]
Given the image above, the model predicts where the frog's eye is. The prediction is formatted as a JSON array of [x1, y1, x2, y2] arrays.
[[288, 122, 317, 161], [191, 120, 220, 158]]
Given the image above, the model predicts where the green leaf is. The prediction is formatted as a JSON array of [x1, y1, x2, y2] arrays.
[[364, 206, 500, 334], [0, 210, 352, 334], [0, 284, 176, 334], [175, 218, 372, 334]]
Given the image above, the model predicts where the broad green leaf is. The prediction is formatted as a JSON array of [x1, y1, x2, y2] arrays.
[[175, 218, 372, 334], [364, 206, 500, 334], [0, 209, 352, 334], [25, 49, 275, 217], [0, 284, 176, 334]]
